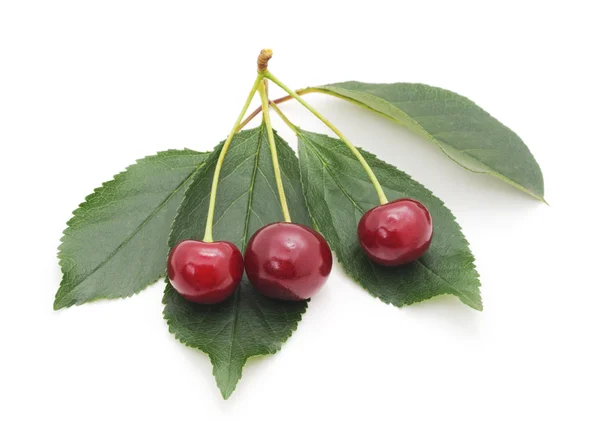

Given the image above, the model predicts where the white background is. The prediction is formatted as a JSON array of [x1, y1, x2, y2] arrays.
[[1, 1, 598, 431]]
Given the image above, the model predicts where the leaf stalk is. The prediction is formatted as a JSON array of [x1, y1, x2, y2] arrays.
[[269, 102, 297, 133]]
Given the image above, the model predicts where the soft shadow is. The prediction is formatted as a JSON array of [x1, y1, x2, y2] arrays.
[[404, 294, 482, 337], [328, 249, 482, 336], [164, 335, 224, 400]]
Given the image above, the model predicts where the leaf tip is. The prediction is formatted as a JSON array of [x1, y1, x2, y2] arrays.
[[461, 295, 483, 312], [532, 192, 548, 205], [53, 295, 67, 311], [219, 386, 234, 400]]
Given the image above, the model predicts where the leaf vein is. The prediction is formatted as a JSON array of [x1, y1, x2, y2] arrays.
[[61, 159, 206, 294]]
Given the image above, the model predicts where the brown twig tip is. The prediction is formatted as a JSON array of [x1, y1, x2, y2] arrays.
[[257, 49, 273, 72]]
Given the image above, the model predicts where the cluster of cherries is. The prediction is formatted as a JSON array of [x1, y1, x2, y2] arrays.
[[167, 198, 433, 304], [167, 50, 434, 304]]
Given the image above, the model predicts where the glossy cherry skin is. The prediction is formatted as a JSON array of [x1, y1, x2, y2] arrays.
[[167, 240, 244, 304], [357, 198, 433, 266], [244, 222, 333, 301]]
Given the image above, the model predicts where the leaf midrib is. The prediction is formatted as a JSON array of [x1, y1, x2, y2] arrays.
[[299, 132, 359, 245], [59, 160, 207, 298], [224, 124, 266, 377]]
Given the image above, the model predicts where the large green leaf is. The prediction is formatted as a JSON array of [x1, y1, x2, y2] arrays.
[[297, 129, 482, 311], [305, 82, 544, 201], [55, 150, 208, 310], [163, 125, 311, 399]]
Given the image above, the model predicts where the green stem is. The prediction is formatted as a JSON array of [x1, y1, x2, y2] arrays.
[[203, 74, 263, 242], [237, 92, 309, 131], [258, 80, 292, 222], [269, 102, 297, 132], [265, 71, 388, 205]]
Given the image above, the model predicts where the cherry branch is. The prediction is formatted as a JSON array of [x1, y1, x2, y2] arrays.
[[236, 90, 312, 132]]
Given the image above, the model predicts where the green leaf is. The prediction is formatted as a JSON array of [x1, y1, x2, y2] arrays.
[[307, 82, 545, 201], [163, 125, 311, 399], [55, 150, 208, 310], [297, 129, 482, 311]]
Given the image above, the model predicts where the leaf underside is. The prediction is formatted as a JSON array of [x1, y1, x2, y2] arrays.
[[297, 129, 482, 311], [163, 125, 312, 399], [55, 149, 208, 310], [309, 81, 544, 201]]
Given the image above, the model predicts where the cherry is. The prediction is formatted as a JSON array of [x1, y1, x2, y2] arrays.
[[244, 222, 333, 301], [167, 240, 244, 304], [357, 198, 433, 266]]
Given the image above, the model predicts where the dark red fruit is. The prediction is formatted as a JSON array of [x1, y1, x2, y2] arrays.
[[244, 222, 332, 301], [357, 198, 433, 266], [167, 240, 243, 304]]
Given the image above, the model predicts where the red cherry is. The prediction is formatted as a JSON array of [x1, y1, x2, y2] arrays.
[[357, 198, 433, 266], [244, 222, 333, 301], [167, 240, 243, 304]]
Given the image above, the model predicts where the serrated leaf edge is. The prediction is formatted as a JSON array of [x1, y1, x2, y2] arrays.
[[162, 127, 310, 399], [161, 284, 309, 399], [55, 149, 208, 310], [297, 129, 482, 311]]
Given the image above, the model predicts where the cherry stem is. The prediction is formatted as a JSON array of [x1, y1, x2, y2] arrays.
[[269, 102, 297, 132], [264, 71, 389, 205], [258, 79, 292, 223], [237, 93, 299, 132], [203, 74, 263, 242]]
